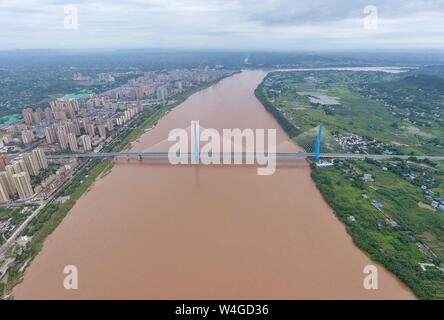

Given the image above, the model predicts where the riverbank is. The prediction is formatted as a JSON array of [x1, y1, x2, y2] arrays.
[[255, 70, 444, 299], [1, 77, 233, 299]]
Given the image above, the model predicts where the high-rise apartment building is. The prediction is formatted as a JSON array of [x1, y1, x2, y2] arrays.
[[4, 165, 17, 195], [98, 125, 107, 139], [32, 110, 42, 124], [106, 119, 114, 132], [68, 133, 79, 152], [44, 126, 57, 144], [13, 172, 34, 200], [0, 155, 9, 171], [57, 127, 69, 150], [85, 123, 95, 138], [156, 86, 168, 100], [0, 172, 13, 199], [32, 148, 48, 170], [44, 107, 54, 121], [12, 159, 29, 177], [0, 181, 9, 203], [22, 108, 34, 125], [80, 135, 92, 151], [21, 130, 35, 144], [22, 153, 40, 176]]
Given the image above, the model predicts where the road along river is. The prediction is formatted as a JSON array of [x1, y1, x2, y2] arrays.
[[14, 70, 415, 299]]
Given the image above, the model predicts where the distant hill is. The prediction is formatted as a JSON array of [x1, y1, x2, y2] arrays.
[[399, 74, 444, 91], [368, 73, 444, 112], [404, 65, 444, 79], [374, 74, 444, 94]]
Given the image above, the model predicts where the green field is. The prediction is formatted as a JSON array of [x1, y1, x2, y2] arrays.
[[257, 70, 444, 299], [0, 114, 22, 127], [62, 89, 93, 101], [262, 71, 444, 156], [0, 207, 33, 246]]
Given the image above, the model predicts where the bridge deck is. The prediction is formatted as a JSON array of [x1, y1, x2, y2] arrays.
[[46, 152, 444, 161]]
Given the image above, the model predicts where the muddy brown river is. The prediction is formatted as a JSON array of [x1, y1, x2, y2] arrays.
[[14, 70, 414, 299]]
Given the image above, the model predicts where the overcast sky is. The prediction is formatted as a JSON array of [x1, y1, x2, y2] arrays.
[[0, 0, 443, 50]]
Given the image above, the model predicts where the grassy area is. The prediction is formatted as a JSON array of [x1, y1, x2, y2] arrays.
[[257, 71, 444, 299], [0, 208, 17, 221], [262, 71, 444, 156], [0, 207, 32, 246], [311, 160, 444, 299], [26, 160, 112, 253]]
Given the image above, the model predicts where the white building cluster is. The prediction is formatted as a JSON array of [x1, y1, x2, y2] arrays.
[[115, 104, 143, 126], [104, 68, 232, 102]]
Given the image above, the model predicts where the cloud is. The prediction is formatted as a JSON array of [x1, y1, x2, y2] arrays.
[[241, 0, 444, 26], [0, 0, 443, 49]]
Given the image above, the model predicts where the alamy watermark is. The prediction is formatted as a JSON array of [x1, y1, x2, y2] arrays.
[[64, 5, 79, 30], [168, 121, 277, 175], [63, 265, 78, 290], [363, 265, 378, 290], [363, 5, 379, 31]]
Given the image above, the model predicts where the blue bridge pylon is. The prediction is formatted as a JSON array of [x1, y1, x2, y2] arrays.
[[315, 123, 323, 161]]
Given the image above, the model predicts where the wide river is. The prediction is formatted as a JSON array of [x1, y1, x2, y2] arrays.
[[14, 70, 414, 299]]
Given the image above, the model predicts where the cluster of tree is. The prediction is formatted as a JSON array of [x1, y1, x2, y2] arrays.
[[255, 81, 301, 139], [368, 74, 444, 112]]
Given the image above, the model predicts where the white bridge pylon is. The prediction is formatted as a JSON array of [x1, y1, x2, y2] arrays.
[[132, 122, 297, 163]]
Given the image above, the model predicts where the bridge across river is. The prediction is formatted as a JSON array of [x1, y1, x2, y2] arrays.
[[46, 151, 444, 161], [46, 123, 444, 162]]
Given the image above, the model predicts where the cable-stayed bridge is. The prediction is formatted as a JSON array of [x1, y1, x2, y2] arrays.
[[46, 152, 444, 161], [46, 123, 444, 162]]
